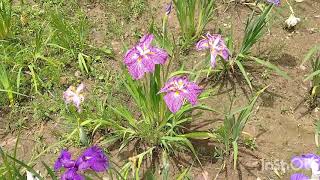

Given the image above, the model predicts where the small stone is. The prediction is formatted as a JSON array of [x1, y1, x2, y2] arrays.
[[243, 160, 260, 168], [308, 28, 318, 34], [59, 76, 68, 85], [75, 70, 81, 77], [299, 65, 306, 70]]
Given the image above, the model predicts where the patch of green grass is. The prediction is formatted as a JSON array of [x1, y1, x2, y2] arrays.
[[127, 0, 146, 21], [303, 44, 320, 99], [215, 87, 267, 169], [0, 0, 12, 40]]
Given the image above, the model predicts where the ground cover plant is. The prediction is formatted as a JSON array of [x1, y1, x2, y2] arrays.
[[1, 0, 320, 179], [303, 44, 320, 104]]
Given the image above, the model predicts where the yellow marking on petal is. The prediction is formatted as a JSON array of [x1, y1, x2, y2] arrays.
[[70, 86, 76, 91], [79, 94, 85, 101], [174, 91, 180, 97], [137, 57, 142, 63], [178, 80, 184, 85]]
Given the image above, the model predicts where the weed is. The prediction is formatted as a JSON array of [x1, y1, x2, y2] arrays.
[[173, 0, 215, 48], [303, 44, 320, 100], [0, 133, 55, 180], [0, 0, 12, 39], [215, 86, 267, 169], [129, 0, 146, 20]]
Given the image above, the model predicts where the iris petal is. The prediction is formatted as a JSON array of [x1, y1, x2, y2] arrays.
[[76, 83, 85, 94], [210, 52, 218, 67], [290, 173, 309, 180], [291, 154, 320, 170], [160, 76, 202, 113], [196, 33, 230, 68], [196, 39, 210, 50], [127, 61, 147, 80], [149, 47, 168, 65], [63, 83, 85, 112], [76, 146, 109, 172], [183, 83, 202, 105], [54, 150, 75, 171], [139, 34, 154, 47], [61, 168, 85, 180], [164, 91, 184, 113], [267, 0, 280, 6], [124, 48, 140, 65], [124, 34, 168, 80], [141, 56, 156, 72]]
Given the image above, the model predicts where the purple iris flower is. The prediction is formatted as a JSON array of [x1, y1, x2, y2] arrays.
[[54, 150, 76, 171], [54, 146, 109, 180], [76, 146, 109, 172], [266, 0, 280, 6], [159, 76, 202, 113], [165, 1, 173, 15], [124, 34, 168, 80], [61, 168, 84, 180], [290, 153, 320, 180], [290, 173, 309, 180], [196, 33, 230, 68]]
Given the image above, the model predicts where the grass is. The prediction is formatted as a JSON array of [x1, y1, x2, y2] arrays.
[[215, 86, 267, 169], [0, 0, 12, 39], [173, 0, 215, 48], [0, 64, 14, 106], [303, 44, 320, 100], [0, 133, 57, 180]]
